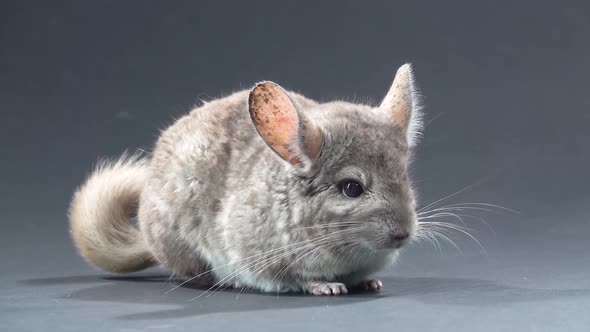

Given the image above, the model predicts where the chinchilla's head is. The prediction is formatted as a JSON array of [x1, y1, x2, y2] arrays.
[[248, 64, 422, 254]]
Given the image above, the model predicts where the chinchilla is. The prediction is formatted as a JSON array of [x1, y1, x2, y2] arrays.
[[69, 64, 424, 295]]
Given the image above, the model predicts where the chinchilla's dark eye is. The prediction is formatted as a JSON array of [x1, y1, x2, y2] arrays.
[[340, 180, 364, 198]]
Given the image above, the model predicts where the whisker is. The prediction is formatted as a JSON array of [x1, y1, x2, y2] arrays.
[[418, 205, 516, 217], [439, 202, 519, 214], [190, 227, 365, 299], [419, 211, 496, 234], [261, 229, 368, 290], [416, 228, 443, 253], [419, 212, 468, 227], [419, 206, 495, 216], [166, 231, 353, 294], [417, 184, 478, 213], [268, 228, 367, 283], [424, 228, 463, 253], [294, 221, 363, 230], [420, 221, 487, 256], [203, 237, 340, 298]]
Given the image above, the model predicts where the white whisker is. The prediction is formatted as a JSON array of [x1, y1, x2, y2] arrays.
[[188, 227, 365, 300]]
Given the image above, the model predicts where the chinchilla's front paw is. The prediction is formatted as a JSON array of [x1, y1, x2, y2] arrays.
[[305, 282, 349, 296], [352, 279, 383, 292]]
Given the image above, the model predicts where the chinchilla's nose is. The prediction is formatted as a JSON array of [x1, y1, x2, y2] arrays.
[[388, 230, 410, 249]]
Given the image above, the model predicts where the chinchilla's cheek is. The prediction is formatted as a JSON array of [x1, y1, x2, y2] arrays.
[[320, 202, 358, 220]]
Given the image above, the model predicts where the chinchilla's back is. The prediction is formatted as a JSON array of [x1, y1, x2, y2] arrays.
[[146, 89, 320, 223]]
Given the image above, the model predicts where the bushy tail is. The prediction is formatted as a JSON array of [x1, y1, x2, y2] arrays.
[[68, 154, 156, 273]]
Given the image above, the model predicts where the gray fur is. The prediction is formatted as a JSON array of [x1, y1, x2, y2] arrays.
[[69, 64, 422, 295]]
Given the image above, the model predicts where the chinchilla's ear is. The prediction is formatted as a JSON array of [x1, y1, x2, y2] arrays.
[[248, 81, 323, 172], [378, 63, 423, 147]]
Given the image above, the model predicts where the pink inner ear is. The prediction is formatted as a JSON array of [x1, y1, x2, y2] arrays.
[[392, 89, 411, 129], [249, 82, 305, 167], [380, 64, 413, 131]]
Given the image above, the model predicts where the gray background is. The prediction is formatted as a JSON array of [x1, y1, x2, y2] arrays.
[[1, 1, 589, 331]]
